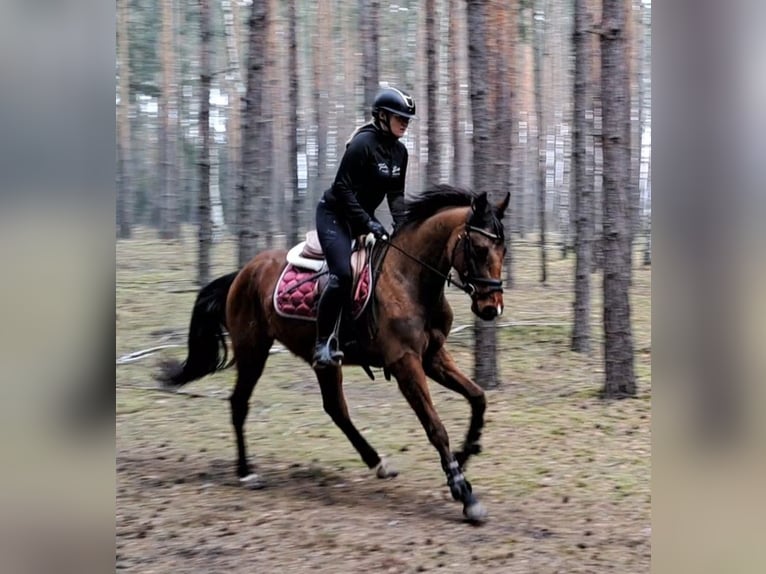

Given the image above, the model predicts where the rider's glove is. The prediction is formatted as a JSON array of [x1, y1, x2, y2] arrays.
[[367, 219, 388, 241]]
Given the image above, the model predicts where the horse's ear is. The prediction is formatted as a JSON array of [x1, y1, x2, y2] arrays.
[[471, 192, 488, 214], [495, 192, 510, 219]]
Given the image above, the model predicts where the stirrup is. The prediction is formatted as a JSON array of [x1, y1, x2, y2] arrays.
[[312, 337, 344, 370]]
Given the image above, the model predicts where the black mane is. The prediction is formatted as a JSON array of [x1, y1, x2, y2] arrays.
[[397, 184, 505, 241], [399, 184, 476, 228]]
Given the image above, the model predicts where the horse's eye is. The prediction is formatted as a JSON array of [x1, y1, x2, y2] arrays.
[[474, 245, 489, 259]]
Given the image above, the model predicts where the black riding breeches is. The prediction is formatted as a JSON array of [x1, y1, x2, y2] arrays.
[[316, 199, 353, 283], [315, 199, 353, 338]]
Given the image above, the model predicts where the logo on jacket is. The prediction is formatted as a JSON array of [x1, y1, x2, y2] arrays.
[[377, 163, 401, 177]]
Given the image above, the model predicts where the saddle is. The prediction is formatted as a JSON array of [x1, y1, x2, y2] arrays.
[[274, 231, 375, 321]]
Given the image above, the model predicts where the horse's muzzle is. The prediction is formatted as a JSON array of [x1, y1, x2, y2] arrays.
[[477, 305, 499, 320], [472, 294, 503, 321]]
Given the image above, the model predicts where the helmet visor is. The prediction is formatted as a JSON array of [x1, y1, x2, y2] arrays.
[[379, 106, 416, 119]]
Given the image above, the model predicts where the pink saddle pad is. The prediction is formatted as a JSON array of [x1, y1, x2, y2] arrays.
[[274, 263, 372, 321]]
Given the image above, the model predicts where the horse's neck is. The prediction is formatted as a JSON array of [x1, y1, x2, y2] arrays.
[[392, 207, 468, 289], [415, 207, 467, 264]]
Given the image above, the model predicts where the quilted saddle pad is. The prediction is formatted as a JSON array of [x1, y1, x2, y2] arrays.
[[273, 263, 372, 321]]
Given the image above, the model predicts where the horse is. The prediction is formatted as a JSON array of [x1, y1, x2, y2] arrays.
[[158, 185, 510, 522]]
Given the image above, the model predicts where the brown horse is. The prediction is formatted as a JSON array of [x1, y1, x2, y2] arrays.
[[159, 185, 509, 522]]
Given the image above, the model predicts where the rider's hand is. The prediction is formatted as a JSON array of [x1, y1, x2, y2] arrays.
[[367, 219, 388, 240]]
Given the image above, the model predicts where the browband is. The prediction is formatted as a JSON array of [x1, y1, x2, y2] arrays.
[[466, 225, 502, 241]]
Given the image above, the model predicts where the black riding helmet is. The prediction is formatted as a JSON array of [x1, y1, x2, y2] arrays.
[[372, 87, 417, 119]]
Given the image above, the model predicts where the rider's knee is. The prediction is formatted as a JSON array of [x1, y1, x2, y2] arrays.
[[327, 271, 351, 292]]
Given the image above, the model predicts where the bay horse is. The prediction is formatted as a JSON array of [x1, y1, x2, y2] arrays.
[[158, 185, 509, 522]]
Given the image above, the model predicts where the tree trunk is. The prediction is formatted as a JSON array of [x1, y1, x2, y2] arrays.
[[117, 0, 133, 239], [509, 7, 522, 240], [571, 0, 593, 353], [360, 0, 380, 113], [556, 122, 570, 258], [339, 2, 357, 163], [533, 1, 547, 284], [497, 3, 514, 288], [467, 0, 499, 389], [448, 0, 465, 186], [601, 0, 636, 397], [198, 0, 213, 286], [286, 0, 301, 246], [238, 0, 269, 266], [518, 112, 528, 239], [175, 0, 191, 225], [221, 0, 246, 232], [312, 0, 332, 208], [627, 0, 641, 267], [642, 156, 651, 265], [516, 4, 532, 240], [424, 0, 442, 186], [210, 142, 224, 240], [159, 0, 180, 240], [266, 0, 281, 248], [590, 0, 603, 271], [637, 0, 651, 267], [412, 1, 427, 193]]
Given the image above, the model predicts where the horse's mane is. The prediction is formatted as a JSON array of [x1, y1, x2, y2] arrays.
[[398, 184, 475, 229], [396, 184, 504, 240]]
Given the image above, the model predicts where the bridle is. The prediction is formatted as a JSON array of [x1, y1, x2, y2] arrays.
[[381, 224, 504, 300], [448, 225, 504, 298]]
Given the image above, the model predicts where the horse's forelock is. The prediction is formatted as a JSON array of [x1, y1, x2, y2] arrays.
[[468, 197, 505, 241]]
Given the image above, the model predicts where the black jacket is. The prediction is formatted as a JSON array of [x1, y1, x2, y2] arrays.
[[321, 123, 408, 236]]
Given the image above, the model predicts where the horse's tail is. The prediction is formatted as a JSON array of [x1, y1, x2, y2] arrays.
[[156, 270, 240, 388]]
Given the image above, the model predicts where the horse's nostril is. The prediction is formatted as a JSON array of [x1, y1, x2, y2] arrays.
[[480, 306, 498, 320]]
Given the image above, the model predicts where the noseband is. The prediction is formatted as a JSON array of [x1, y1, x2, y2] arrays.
[[449, 225, 504, 298], [380, 224, 503, 300]]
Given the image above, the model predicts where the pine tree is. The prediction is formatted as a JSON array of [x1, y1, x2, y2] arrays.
[[601, 0, 636, 397]]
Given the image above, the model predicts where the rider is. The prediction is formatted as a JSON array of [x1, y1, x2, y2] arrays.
[[312, 86, 416, 370]]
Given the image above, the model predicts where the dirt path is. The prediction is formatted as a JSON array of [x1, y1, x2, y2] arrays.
[[117, 231, 651, 573], [117, 363, 650, 573]]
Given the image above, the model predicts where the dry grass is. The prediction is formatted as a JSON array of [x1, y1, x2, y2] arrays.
[[117, 226, 650, 573]]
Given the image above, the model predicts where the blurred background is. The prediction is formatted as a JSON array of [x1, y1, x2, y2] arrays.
[[116, 0, 651, 277]]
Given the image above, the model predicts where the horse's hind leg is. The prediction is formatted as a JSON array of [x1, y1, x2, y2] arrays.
[[230, 339, 273, 487], [315, 368, 395, 478], [424, 346, 486, 469], [389, 352, 487, 522]]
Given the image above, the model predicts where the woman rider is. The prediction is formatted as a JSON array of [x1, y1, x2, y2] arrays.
[[312, 86, 416, 370]]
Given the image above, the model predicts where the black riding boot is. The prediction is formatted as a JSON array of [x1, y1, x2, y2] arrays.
[[313, 273, 347, 370]]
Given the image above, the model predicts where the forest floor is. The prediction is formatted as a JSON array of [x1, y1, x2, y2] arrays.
[[117, 227, 651, 574]]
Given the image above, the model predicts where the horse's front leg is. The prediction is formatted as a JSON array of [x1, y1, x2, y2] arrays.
[[424, 345, 486, 469], [389, 351, 487, 523], [315, 366, 398, 479]]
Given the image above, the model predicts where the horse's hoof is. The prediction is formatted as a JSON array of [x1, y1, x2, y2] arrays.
[[239, 473, 265, 489], [374, 458, 399, 479], [156, 379, 179, 393], [464, 501, 488, 524]]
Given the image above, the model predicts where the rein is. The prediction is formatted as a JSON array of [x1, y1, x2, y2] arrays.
[[381, 224, 503, 298], [383, 239, 472, 295]]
